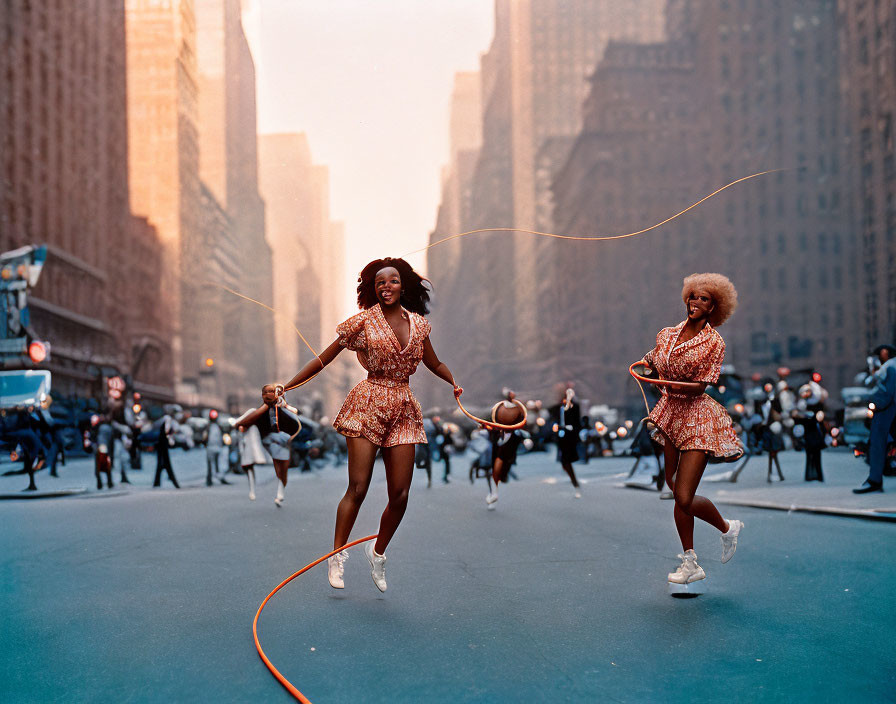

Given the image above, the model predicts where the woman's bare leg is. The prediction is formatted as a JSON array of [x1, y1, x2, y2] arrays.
[[491, 457, 505, 489], [273, 459, 289, 486], [560, 460, 580, 488], [334, 436, 377, 550], [672, 450, 729, 551], [374, 443, 415, 554], [662, 434, 680, 493]]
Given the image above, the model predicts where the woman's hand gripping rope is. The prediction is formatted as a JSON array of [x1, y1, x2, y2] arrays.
[[453, 386, 528, 431], [628, 360, 706, 423]]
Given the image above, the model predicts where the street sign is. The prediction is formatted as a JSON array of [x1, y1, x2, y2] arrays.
[[0, 337, 27, 354]]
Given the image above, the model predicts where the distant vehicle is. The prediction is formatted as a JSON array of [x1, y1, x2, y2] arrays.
[[0, 369, 51, 409], [841, 386, 873, 447]]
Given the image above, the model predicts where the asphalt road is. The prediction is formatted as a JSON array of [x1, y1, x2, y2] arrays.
[[2, 451, 894, 703]]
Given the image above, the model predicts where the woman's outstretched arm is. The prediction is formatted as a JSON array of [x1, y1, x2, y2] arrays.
[[236, 404, 269, 432], [281, 338, 343, 391], [422, 337, 462, 397]]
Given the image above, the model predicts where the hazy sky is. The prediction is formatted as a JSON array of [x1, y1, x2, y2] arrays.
[[245, 0, 494, 315]]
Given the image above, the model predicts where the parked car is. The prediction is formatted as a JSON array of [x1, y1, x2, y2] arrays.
[[841, 386, 873, 447]]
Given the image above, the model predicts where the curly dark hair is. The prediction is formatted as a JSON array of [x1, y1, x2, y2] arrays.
[[356, 257, 431, 315]]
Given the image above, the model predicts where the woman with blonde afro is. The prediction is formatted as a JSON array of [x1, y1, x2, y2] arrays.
[[641, 273, 745, 586]]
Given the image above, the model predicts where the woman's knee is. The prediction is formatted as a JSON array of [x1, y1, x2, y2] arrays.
[[388, 486, 410, 509], [345, 481, 369, 503], [673, 488, 693, 513]]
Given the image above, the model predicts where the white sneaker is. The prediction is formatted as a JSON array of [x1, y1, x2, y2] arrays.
[[667, 550, 705, 584], [365, 541, 387, 592], [274, 496, 283, 508], [721, 519, 743, 563], [249, 491, 256, 501], [660, 491, 674, 500], [327, 550, 348, 589], [486, 492, 498, 510], [574, 490, 582, 499]]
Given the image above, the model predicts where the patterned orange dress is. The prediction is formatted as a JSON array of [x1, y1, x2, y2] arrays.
[[332, 303, 431, 447], [644, 321, 743, 460]]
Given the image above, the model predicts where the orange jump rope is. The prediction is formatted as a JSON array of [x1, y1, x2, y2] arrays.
[[237, 171, 780, 701], [253, 535, 378, 703]]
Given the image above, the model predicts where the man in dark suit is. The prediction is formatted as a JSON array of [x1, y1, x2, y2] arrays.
[[153, 412, 180, 489], [549, 386, 582, 497]]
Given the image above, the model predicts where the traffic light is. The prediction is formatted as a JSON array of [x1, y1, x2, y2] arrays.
[[106, 376, 126, 401], [1, 245, 48, 365], [28, 340, 49, 363]]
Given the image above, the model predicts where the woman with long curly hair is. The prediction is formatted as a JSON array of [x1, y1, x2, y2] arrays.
[[281, 257, 460, 592], [640, 273, 745, 586]]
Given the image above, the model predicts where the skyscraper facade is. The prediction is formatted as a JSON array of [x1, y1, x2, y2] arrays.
[[1, 0, 171, 397], [839, 0, 896, 348]]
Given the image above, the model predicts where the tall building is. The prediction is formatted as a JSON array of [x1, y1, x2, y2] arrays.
[[427, 0, 665, 404], [194, 0, 273, 408], [424, 72, 482, 407], [684, 0, 858, 392], [1, 0, 172, 398], [839, 0, 896, 348], [427, 71, 482, 295], [551, 39, 700, 406], [126, 0, 201, 397], [548, 0, 859, 409], [220, 4, 274, 403], [257, 133, 323, 383], [127, 0, 272, 408], [258, 135, 352, 416]]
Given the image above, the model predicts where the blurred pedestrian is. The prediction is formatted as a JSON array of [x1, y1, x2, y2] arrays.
[[5, 408, 41, 491], [125, 396, 145, 470], [153, 411, 180, 489], [204, 410, 230, 486], [416, 417, 435, 488], [549, 386, 582, 498], [433, 416, 454, 483], [92, 414, 114, 490], [484, 399, 525, 510], [37, 396, 62, 477], [237, 416, 267, 501], [854, 344, 896, 494], [237, 385, 301, 507], [760, 386, 786, 482], [793, 382, 827, 482], [110, 403, 131, 484]]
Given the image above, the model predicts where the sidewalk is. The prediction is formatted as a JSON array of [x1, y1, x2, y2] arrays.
[[619, 447, 896, 522], [0, 447, 274, 499]]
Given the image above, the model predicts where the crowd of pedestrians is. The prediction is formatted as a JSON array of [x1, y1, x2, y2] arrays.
[[3, 341, 894, 498]]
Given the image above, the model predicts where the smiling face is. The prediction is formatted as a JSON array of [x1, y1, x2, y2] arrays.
[[685, 287, 715, 323], [374, 266, 402, 306], [261, 385, 278, 405]]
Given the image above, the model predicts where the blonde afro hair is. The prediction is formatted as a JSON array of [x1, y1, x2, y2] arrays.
[[681, 273, 738, 327]]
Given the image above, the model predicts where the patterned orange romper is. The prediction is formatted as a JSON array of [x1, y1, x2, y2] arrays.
[[644, 321, 743, 460], [332, 303, 431, 447]]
